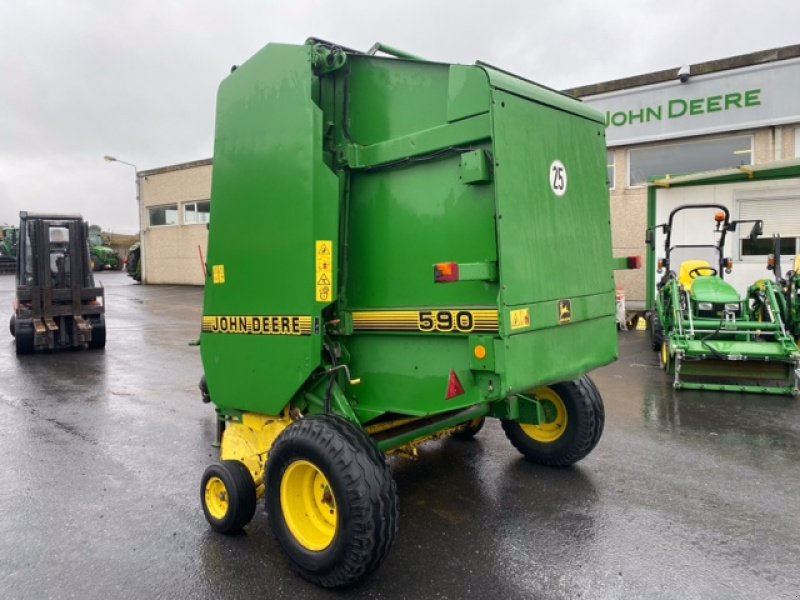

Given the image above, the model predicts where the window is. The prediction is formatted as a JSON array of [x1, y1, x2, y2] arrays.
[[738, 194, 800, 257], [607, 150, 615, 190], [795, 127, 800, 158], [628, 135, 752, 187], [184, 200, 211, 224], [148, 204, 178, 227]]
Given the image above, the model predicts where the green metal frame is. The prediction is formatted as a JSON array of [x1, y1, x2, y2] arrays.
[[201, 40, 619, 448]]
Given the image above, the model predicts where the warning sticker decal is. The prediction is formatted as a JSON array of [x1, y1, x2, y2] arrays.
[[316, 240, 333, 302]]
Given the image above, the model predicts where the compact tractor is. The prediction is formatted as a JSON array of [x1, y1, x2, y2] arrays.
[[764, 234, 800, 343], [88, 230, 122, 271], [648, 204, 799, 395], [198, 38, 620, 587], [10, 212, 106, 354], [0, 225, 17, 274]]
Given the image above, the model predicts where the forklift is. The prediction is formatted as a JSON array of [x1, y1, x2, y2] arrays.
[[10, 212, 106, 354]]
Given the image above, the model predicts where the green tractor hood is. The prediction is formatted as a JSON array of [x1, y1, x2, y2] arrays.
[[690, 277, 741, 304]]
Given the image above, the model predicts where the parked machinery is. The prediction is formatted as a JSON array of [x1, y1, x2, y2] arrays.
[[198, 38, 620, 587], [648, 204, 799, 395], [10, 212, 105, 354]]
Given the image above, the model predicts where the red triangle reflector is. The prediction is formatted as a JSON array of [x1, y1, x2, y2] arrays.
[[445, 369, 465, 400]]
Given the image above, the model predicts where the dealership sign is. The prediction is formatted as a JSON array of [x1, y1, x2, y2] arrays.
[[581, 57, 800, 146]]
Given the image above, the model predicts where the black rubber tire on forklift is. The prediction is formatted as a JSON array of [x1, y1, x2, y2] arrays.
[[88, 315, 106, 350], [501, 376, 604, 467], [14, 319, 35, 355], [452, 417, 486, 440], [650, 313, 664, 352], [201, 460, 257, 534], [10, 315, 15, 337], [265, 414, 399, 589]]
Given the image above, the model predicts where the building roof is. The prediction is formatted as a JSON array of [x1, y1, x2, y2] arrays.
[[139, 158, 212, 178], [564, 44, 800, 98]]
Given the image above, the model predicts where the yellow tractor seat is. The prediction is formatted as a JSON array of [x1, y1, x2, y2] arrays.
[[678, 260, 714, 291]]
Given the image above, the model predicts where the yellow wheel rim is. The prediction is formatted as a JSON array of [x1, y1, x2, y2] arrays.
[[661, 340, 670, 367], [205, 476, 229, 521], [520, 387, 568, 443], [280, 460, 338, 551]]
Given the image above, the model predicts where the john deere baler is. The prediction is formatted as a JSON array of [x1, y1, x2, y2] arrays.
[[199, 38, 617, 588]]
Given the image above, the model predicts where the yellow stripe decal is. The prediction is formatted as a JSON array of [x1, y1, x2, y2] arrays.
[[202, 315, 313, 336], [352, 309, 498, 333]]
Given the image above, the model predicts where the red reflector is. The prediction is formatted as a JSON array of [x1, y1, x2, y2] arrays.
[[627, 256, 642, 269], [445, 369, 465, 400], [434, 262, 459, 283]]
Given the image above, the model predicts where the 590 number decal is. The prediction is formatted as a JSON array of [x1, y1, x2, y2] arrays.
[[418, 310, 474, 332], [352, 309, 498, 334]]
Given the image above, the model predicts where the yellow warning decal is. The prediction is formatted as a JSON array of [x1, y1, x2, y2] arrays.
[[212, 265, 225, 284], [315, 240, 333, 302], [510, 308, 530, 330], [202, 315, 313, 336], [352, 309, 498, 334], [558, 299, 572, 324]]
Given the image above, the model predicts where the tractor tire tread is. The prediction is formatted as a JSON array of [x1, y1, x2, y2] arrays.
[[266, 415, 398, 588], [201, 459, 257, 534], [501, 376, 604, 467]]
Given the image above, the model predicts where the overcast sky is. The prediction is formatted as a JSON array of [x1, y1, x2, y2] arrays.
[[1, 0, 798, 233]]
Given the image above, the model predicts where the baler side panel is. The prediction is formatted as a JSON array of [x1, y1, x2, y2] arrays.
[[201, 44, 339, 415], [490, 88, 617, 390]]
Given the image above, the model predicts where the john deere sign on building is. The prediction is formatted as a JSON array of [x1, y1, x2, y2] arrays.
[[565, 46, 800, 306], [583, 59, 800, 146], [583, 57, 800, 146]]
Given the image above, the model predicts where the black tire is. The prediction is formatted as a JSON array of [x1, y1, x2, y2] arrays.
[[501, 376, 604, 467], [266, 415, 398, 588], [580, 375, 605, 452], [88, 315, 106, 350], [10, 315, 15, 337], [201, 460, 257, 534], [14, 318, 34, 355], [650, 312, 664, 351], [452, 417, 486, 440]]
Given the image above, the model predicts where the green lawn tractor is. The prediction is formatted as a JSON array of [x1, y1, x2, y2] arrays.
[[0, 225, 17, 274], [648, 204, 799, 395], [763, 234, 800, 343], [88, 231, 122, 271], [198, 38, 619, 588], [10, 212, 106, 354]]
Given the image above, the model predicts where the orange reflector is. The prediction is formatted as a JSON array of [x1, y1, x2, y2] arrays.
[[657, 259, 665, 271], [714, 211, 725, 222], [434, 262, 459, 283], [445, 369, 465, 400], [474, 345, 487, 360]]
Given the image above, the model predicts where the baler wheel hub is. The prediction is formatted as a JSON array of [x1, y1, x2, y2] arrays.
[[204, 476, 230, 520], [520, 388, 568, 443], [280, 460, 338, 551]]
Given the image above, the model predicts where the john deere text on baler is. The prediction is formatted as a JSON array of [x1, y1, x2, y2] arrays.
[[199, 39, 618, 587], [648, 204, 799, 395]]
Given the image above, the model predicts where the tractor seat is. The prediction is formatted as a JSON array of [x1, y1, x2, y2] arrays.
[[678, 260, 713, 291]]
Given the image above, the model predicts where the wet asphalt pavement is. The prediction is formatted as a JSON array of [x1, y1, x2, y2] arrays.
[[1, 272, 799, 600]]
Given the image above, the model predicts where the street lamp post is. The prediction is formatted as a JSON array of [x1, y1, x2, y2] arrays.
[[104, 155, 145, 283]]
